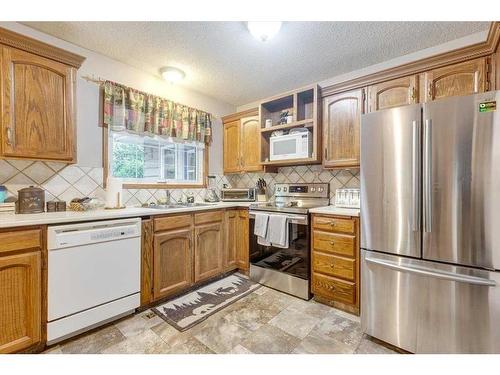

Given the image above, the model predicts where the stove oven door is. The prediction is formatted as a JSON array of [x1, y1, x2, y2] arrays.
[[248, 211, 311, 299]]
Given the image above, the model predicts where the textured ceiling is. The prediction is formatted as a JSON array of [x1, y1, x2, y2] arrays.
[[24, 22, 490, 106]]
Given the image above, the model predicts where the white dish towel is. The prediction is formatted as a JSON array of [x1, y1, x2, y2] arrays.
[[254, 213, 271, 246], [268, 214, 289, 249]]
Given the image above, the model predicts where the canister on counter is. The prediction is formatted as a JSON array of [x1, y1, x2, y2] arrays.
[[56, 201, 66, 212], [46, 201, 57, 212]]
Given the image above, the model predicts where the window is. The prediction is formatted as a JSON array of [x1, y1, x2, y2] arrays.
[[109, 131, 205, 185]]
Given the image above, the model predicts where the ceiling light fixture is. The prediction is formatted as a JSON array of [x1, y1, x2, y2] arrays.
[[160, 66, 186, 83], [247, 21, 282, 42]]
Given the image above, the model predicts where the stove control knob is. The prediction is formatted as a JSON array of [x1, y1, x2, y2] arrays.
[[277, 187, 281, 192], [310, 187, 316, 192], [318, 187, 324, 192], [283, 187, 288, 192]]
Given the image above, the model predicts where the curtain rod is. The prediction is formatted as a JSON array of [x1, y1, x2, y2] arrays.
[[80, 74, 217, 119]]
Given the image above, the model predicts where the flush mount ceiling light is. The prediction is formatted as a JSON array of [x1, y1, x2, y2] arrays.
[[247, 21, 282, 42], [160, 66, 186, 83]]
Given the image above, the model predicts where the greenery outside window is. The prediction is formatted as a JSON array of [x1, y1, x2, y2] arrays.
[[109, 131, 206, 187]]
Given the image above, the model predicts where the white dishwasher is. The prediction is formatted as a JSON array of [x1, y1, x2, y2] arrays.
[[47, 217, 141, 344]]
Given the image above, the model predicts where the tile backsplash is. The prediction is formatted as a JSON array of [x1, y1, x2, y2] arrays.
[[0, 159, 359, 207]]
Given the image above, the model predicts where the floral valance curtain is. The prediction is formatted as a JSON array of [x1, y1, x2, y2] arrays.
[[103, 80, 212, 145]]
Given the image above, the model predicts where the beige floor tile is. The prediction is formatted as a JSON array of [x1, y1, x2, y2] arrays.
[[241, 324, 300, 354], [354, 335, 398, 354], [114, 310, 163, 338], [60, 324, 125, 354], [268, 306, 322, 339], [191, 316, 252, 353], [293, 334, 356, 354], [43, 345, 63, 354], [287, 299, 333, 320], [166, 336, 215, 354], [309, 310, 363, 349], [228, 344, 254, 354], [101, 329, 170, 354], [150, 321, 195, 348]]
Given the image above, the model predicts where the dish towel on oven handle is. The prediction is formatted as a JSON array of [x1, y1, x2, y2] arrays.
[[254, 213, 271, 246], [268, 214, 289, 249]]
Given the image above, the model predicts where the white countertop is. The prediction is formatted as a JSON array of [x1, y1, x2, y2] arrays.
[[0, 201, 258, 228], [309, 205, 360, 217]]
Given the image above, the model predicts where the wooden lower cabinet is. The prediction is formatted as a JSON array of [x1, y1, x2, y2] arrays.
[[153, 228, 193, 300], [236, 209, 249, 271], [0, 227, 43, 354], [311, 214, 360, 315], [194, 222, 223, 283], [146, 209, 249, 305]]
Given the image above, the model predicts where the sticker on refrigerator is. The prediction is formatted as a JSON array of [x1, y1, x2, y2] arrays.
[[479, 101, 496, 112]]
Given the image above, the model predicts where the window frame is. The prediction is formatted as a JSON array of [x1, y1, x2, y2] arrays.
[[102, 126, 208, 189]]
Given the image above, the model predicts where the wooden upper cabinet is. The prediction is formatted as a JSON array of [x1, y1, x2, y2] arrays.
[[1, 46, 77, 162], [322, 89, 363, 169], [368, 75, 418, 112], [223, 120, 241, 173], [240, 115, 261, 171], [153, 228, 193, 300], [223, 109, 262, 174], [0, 27, 84, 163], [424, 57, 488, 102], [194, 221, 223, 283], [0, 251, 41, 354]]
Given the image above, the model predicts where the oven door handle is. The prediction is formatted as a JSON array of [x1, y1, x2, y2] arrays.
[[248, 211, 308, 225]]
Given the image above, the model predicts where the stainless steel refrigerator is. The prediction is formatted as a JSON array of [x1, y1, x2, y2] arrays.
[[361, 91, 500, 353]]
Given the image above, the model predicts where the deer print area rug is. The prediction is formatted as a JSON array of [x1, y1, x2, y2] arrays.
[[152, 273, 261, 331]]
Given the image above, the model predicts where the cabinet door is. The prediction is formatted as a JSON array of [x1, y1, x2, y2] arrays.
[[368, 75, 418, 112], [424, 57, 487, 102], [194, 222, 223, 282], [224, 210, 238, 272], [322, 89, 363, 169], [223, 120, 241, 173], [1, 46, 76, 162], [153, 229, 192, 300], [240, 115, 262, 172], [0, 251, 41, 354], [236, 209, 249, 271]]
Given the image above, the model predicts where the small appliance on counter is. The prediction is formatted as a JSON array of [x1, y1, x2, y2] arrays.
[[16, 186, 45, 214], [221, 188, 256, 202], [334, 188, 360, 208], [204, 175, 220, 202]]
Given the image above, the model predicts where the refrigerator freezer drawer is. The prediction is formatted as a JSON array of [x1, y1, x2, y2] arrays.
[[362, 250, 500, 353]]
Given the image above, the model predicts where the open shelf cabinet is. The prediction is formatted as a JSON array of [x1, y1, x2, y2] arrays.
[[259, 84, 321, 166]]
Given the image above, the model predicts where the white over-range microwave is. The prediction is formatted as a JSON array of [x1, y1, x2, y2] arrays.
[[269, 131, 313, 161]]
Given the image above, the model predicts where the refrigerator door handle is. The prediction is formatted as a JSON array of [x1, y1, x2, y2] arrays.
[[365, 256, 497, 287], [411, 120, 421, 232], [424, 119, 432, 233]]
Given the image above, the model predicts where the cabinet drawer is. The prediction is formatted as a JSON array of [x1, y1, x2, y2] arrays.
[[313, 215, 355, 234], [312, 251, 356, 281], [194, 210, 224, 225], [312, 273, 355, 305], [0, 229, 42, 254], [313, 231, 356, 257], [154, 214, 192, 232]]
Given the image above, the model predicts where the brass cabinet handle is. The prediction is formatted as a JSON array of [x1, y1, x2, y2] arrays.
[[428, 84, 433, 100], [410, 87, 417, 102], [329, 221, 336, 227], [330, 241, 335, 246], [5, 127, 12, 145]]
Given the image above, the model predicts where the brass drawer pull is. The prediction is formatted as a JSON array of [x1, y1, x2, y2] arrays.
[[330, 221, 336, 226]]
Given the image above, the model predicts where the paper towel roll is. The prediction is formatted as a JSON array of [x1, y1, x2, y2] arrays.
[[105, 177, 123, 208]]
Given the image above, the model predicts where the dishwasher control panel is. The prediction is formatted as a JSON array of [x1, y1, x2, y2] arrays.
[[47, 218, 142, 250]]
